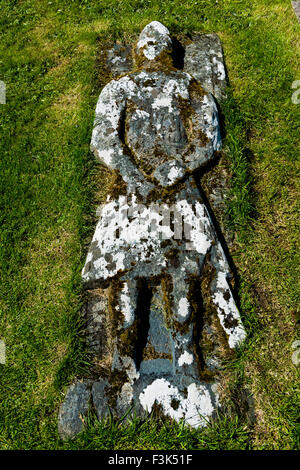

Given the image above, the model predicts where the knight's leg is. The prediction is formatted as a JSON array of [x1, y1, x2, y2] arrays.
[[208, 242, 246, 349], [162, 259, 201, 378], [108, 278, 140, 383]]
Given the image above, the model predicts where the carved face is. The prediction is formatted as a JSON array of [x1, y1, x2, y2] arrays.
[[136, 21, 173, 61]]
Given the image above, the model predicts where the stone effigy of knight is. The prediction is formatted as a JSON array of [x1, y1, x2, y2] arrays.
[[59, 21, 246, 436]]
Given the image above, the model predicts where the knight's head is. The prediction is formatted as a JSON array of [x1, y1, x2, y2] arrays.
[[135, 21, 173, 65]]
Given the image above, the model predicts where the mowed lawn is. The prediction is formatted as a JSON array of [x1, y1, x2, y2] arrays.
[[0, 0, 299, 450]]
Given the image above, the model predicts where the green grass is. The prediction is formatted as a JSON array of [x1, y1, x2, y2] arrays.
[[61, 412, 252, 450], [0, 0, 299, 450]]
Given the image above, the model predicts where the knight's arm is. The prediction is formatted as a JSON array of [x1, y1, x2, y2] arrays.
[[183, 77, 221, 172], [90, 78, 153, 196], [152, 76, 221, 186]]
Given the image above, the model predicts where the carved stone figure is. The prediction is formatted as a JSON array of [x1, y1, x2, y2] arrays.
[[58, 21, 246, 439]]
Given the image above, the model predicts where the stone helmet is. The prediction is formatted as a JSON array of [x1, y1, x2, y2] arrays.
[[135, 21, 173, 62]]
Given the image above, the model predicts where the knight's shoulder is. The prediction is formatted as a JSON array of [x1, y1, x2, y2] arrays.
[[99, 75, 137, 98]]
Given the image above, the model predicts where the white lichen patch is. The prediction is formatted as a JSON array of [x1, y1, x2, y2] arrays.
[[178, 351, 194, 366], [120, 283, 136, 328], [152, 160, 186, 187], [133, 109, 150, 120], [117, 382, 134, 408], [152, 95, 174, 113], [212, 271, 246, 349], [82, 194, 216, 283], [167, 163, 185, 185], [212, 56, 226, 81], [178, 297, 190, 319], [83, 195, 178, 282], [164, 77, 190, 100], [96, 148, 115, 167], [175, 200, 212, 253], [139, 378, 218, 428]]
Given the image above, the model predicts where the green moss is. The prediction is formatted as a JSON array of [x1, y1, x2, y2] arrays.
[[178, 94, 195, 127], [96, 42, 114, 89], [188, 78, 207, 101], [223, 290, 231, 302], [178, 89, 209, 149], [133, 49, 176, 74], [160, 240, 172, 249], [165, 248, 180, 269], [223, 311, 239, 329], [142, 343, 172, 361], [107, 368, 129, 409], [185, 273, 213, 380], [150, 402, 166, 420], [107, 170, 128, 199], [146, 178, 189, 205], [160, 273, 174, 330], [118, 319, 139, 357], [170, 398, 180, 410]]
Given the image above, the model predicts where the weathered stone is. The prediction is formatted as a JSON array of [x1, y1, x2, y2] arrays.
[[292, 1, 300, 22], [58, 21, 246, 439], [201, 165, 232, 244], [85, 289, 109, 357], [92, 379, 111, 419], [184, 34, 227, 101], [58, 382, 91, 440], [106, 43, 133, 78]]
